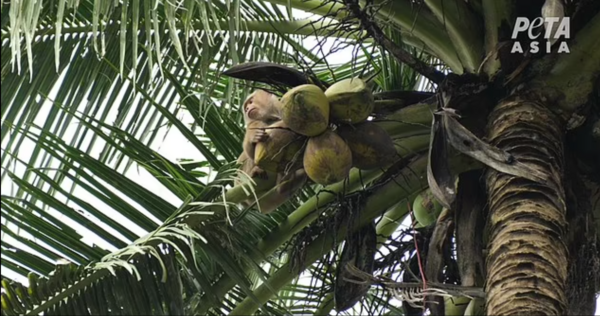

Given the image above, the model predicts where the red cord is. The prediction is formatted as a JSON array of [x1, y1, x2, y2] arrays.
[[408, 201, 427, 290]]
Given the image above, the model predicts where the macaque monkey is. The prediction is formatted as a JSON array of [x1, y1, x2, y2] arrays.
[[236, 89, 307, 214], [239, 89, 281, 179]]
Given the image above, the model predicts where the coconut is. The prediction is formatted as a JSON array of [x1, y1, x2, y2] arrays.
[[303, 130, 352, 185], [337, 122, 396, 170], [464, 298, 485, 316], [325, 78, 374, 124], [254, 121, 305, 173], [279, 84, 329, 136], [412, 189, 443, 227], [444, 296, 470, 316]]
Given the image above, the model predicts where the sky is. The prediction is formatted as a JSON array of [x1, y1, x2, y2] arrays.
[[1, 5, 599, 315]]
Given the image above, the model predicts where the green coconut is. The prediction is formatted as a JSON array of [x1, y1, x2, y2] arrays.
[[254, 121, 305, 173], [280, 84, 330, 137], [337, 122, 396, 170], [325, 78, 374, 124], [464, 298, 485, 316], [303, 130, 352, 185], [444, 296, 471, 316], [412, 189, 443, 227]]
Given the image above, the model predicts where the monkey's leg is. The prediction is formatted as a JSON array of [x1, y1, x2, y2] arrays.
[[276, 169, 307, 196], [250, 165, 268, 179]]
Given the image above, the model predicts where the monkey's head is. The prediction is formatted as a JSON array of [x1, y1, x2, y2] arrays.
[[243, 89, 281, 122]]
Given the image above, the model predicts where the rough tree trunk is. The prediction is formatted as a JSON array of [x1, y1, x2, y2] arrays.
[[484, 92, 568, 315]]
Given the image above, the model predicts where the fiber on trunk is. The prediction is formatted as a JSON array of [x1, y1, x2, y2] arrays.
[[484, 93, 568, 315]]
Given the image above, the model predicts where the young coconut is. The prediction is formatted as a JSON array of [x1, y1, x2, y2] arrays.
[[254, 121, 305, 173], [464, 298, 485, 316], [337, 122, 396, 170], [325, 78, 374, 124], [412, 188, 443, 227], [279, 84, 330, 137], [303, 129, 352, 185], [444, 296, 471, 316]]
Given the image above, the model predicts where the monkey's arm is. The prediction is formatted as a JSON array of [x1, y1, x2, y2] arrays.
[[243, 121, 268, 161]]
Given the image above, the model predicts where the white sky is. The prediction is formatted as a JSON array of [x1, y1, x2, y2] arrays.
[[1, 6, 598, 315]]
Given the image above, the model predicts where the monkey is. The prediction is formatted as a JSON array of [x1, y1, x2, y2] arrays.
[[240, 89, 280, 179], [236, 89, 307, 214]]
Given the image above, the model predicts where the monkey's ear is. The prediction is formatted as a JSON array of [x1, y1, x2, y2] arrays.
[[223, 62, 325, 92]]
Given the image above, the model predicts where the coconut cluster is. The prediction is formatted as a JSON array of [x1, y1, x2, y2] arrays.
[[254, 78, 396, 186]]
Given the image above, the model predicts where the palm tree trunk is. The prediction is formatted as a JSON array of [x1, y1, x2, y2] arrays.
[[484, 92, 568, 315]]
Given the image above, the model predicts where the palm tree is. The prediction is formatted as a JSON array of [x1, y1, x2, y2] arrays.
[[1, 0, 599, 315]]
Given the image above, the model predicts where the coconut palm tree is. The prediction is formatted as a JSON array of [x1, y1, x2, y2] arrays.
[[1, 0, 599, 315]]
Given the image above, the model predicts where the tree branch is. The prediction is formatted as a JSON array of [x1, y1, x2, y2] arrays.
[[343, 0, 446, 84]]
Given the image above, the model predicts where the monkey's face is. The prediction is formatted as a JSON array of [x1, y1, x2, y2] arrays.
[[243, 90, 281, 121]]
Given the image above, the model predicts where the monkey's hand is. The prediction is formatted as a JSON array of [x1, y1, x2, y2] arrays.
[[250, 166, 268, 179], [252, 129, 268, 143]]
